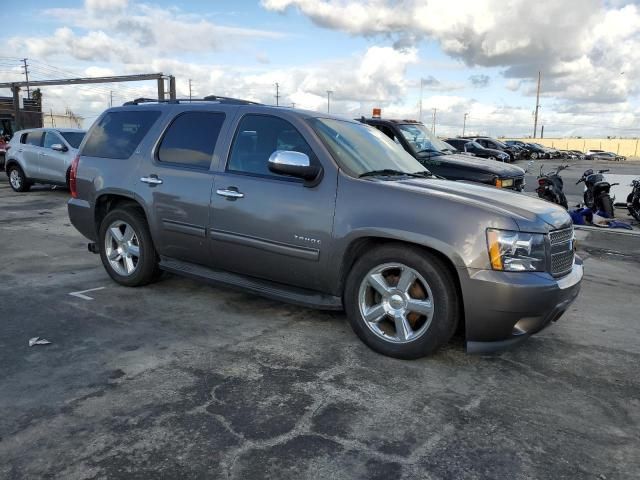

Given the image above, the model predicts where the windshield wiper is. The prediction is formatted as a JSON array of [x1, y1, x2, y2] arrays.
[[359, 169, 432, 179]]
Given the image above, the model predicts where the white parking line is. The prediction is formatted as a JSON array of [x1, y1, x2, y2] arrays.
[[69, 287, 106, 301]]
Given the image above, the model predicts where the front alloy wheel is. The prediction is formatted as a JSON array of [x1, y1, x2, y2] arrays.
[[358, 263, 434, 343], [104, 220, 141, 276]]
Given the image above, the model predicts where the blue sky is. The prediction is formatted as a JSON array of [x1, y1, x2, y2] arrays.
[[1, 0, 639, 137]]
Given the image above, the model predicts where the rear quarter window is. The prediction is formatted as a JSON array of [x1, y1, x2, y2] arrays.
[[81, 110, 161, 159]]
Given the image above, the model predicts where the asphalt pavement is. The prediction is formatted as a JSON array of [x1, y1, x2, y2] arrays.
[[1, 177, 639, 479]]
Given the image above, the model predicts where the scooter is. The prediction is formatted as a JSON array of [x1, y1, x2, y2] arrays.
[[577, 169, 617, 218], [627, 178, 640, 221], [536, 164, 569, 209]]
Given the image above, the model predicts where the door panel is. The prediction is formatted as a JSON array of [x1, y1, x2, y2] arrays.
[[41, 131, 67, 182], [139, 111, 227, 266], [22, 131, 43, 177], [209, 113, 336, 291]]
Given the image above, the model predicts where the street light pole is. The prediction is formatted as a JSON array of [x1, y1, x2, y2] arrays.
[[432, 108, 437, 134], [327, 90, 333, 113], [462, 113, 469, 136], [275, 82, 280, 106]]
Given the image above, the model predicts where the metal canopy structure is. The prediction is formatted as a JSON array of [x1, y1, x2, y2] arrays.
[[0, 73, 176, 130]]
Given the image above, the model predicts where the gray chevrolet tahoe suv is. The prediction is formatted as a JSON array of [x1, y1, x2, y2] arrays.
[[67, 98, 583, 358]]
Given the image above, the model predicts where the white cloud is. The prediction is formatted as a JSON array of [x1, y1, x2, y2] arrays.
[[262, 0, 640, 105]]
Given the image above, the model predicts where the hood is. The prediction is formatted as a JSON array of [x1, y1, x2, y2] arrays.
[[422, 153, 524, 177], [383, 177, 572, 232]]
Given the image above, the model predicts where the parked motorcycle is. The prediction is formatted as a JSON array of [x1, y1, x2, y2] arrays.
[[627, 178, 640, 221], [577, 169, 617, 218], [536, 164, 569, 209]]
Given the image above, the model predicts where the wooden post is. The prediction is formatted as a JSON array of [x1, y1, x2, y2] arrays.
[[157, 78, 165, 101], [12, 84, 22, 131], [169, 76, 176, 100]]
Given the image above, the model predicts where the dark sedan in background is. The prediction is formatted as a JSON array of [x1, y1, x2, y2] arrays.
[[359, 118, 526, 190], [444, 138, 511, 162]]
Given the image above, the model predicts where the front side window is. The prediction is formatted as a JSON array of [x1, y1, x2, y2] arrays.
[[43, 131, 63, 149], [25, 131, 43, 146], [60, 132, 85, 149], [157, 112, 225, 169], [227, 115, 314, 178], [310, 118, 424, 177], [81, 110, 161, 159], [395, 123, 452, 154]]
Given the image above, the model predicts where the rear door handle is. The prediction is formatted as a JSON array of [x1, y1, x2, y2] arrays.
[[140, 175, 163, 185], [216, 188, 244, 199]]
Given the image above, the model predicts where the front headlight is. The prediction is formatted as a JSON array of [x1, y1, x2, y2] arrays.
[[486, 229, 546, 272]]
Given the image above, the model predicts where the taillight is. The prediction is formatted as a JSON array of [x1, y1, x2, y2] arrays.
[[70, 155, 80, 198], [538, 179, 546, 186]]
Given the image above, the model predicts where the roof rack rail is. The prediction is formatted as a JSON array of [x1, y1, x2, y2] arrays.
[[122, 96, 261, 106]]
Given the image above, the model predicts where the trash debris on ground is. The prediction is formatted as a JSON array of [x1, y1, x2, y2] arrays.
[[28, 337, 52, 347], [568, 207, 633, 230]]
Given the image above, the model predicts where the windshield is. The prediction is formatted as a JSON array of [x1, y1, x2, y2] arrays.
[[310, 118, 426, 177], [60, 131, 85, 149], [467, 141, 483, 149], [493, 139, 508, 148], [396, 123, 453, 153]]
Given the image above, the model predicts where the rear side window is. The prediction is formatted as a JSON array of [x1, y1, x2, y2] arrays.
[[157, 112, 225, 169], [82, 110, 161, 159], [26, 131, 43, 146]]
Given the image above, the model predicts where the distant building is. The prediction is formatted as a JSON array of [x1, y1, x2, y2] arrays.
[[0, 96, 43, 138], [42, 108, 84, 129]]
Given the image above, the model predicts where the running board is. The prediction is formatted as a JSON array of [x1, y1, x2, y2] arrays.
[[159, 257, 343, 310]]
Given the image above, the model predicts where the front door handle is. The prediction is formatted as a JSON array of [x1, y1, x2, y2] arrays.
[[140, 175, 163, 185], [216, 188, 244, 199]]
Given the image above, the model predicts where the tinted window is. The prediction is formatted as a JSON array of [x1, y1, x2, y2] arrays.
[[82, 110, 161, 159], [26, 131, 43, 146], [158, 112, 225, 169], [227, 115, 314, 178], [20, 133, 28, 144], [61, 132, 85, 149], [43, 131, 63, 149]]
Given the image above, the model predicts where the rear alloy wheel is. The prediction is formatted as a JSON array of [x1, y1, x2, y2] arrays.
[[99, 208, 161, 287], [530, 152, 538, 160], [8, 165, 31, 192], [345, 245, 459, 359]]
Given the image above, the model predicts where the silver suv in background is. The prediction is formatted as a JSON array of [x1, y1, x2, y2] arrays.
[[4, 128, 86, 192]]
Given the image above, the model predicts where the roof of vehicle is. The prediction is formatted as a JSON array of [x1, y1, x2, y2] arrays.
[[108, 96, 356, 123], [12, 127, 86, 135], [358, 117, 424, 125]]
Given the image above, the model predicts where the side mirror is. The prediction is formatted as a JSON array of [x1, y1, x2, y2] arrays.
[[268, 150, 322, 185], [51, 143, 68, 152]]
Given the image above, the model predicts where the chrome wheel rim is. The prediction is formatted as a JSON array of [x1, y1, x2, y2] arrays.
[[104, 220, 140, 276], [358, 262, 434, 344], [9, 169, 21, 189]]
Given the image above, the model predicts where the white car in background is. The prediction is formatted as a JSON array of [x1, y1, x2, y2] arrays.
[[4, 128, 86, 192]]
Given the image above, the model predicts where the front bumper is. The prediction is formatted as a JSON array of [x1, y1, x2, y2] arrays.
[[458, 256, 583, 353]]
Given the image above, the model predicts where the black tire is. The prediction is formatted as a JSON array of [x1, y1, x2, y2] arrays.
[[7, 164, 31, 192], [344, 244, 459, 359], [98, 207, 161, 287], [530, 152, 538, 160], [558, 191, 568, 209], [628, 193, 640, 222], [584, 190, 594, 209], [598, 193, 614, 218], [488, 156, 497, 161], [65, 167, 71, 190]]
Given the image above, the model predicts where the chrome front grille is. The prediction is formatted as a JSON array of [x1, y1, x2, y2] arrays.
[[550, 227, 575, 276]]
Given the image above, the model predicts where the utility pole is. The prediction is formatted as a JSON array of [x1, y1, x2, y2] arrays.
[[327, 90, 333, 113], [431, 108, 437, 134], [291, 102, 296, 108], [275, 82, 280, 106], [109, 90, 113, 107], [533, 71, 541, 138], [462, 113, 469, 136], [188, 79, 192, 102], [21, 58, 30, 99], [50, 108, 55, 128]]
